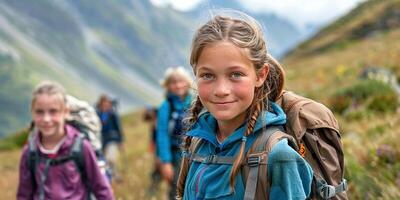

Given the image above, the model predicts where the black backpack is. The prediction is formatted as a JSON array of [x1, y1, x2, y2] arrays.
[[27, 132, 94, 200]]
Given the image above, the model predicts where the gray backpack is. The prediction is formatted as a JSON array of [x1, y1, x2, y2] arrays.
[[65, 95, 102, 154]]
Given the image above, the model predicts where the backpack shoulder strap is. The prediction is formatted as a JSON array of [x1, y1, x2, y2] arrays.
[[27, 132, 39, 190], [71, 135, 97, 199], [244, 126, 297, 200], [244, 126, 282, 200], [188, 137, 202, 155], [166, 97, 175, 114], [70, 134, 94, 199], [70, 135, 86, 180]]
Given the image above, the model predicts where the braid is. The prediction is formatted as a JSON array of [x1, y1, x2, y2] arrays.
[[183, 96, 204, 131], [177, 96, 203, 199], [229, 89, 263, 189], [176, 136, 192, 200]]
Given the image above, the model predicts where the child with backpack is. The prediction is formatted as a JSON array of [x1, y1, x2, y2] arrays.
[[17, 81, 114, 200], [176, 12, 314, 200], [96, 94, 124, 182], [156, 66, 193, 200]]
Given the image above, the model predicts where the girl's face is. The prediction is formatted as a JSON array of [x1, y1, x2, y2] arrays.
[[32, 94, 68, 138], [196, 41, 267, 126], [167, 75, 190, 99]]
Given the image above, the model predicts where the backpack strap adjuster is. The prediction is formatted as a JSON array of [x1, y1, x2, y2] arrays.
[[181, 150, 189, 158], [247, 155, 261, 167], [203, 155, 216, 164], [319, 184, 336, 199], [318, 179, 348, 199]]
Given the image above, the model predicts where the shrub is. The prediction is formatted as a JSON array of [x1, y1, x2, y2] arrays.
[[0, 128, 29, 151], [330, 79, 398, 114], [367, 93, 398, 112]]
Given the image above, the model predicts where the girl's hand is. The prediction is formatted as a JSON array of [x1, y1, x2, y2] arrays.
[[160, 162, 174, 182]]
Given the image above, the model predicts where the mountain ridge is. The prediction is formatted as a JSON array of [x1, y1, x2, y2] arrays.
[[0, 0, 310, 137]]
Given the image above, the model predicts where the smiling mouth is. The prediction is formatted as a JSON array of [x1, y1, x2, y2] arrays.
[[212, 101, 236, 105], [41, 126, 54, 129]]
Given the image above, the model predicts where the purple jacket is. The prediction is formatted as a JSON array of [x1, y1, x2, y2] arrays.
[[17, 125, 114, 200]]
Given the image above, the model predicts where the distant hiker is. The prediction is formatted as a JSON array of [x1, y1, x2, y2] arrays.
[[64, 94, 112, 183], [176, 12, 314, 200], [143, 107, 162, 195], [96, 94, 124, 182], [17, 80, 114, 200], [156, 66, 193, 200]]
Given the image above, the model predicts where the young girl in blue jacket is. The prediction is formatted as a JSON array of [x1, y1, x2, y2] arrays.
[[177, 12, 313, 200], [156, 66, 193, 200]]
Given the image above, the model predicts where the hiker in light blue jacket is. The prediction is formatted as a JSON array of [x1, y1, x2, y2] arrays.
[[176, 12, 313, 200], [156, 66, 193, 200]]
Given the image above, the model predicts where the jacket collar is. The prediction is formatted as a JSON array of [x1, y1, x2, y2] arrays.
[[35, 124, 79, 155], [186, 102, 286, 148]]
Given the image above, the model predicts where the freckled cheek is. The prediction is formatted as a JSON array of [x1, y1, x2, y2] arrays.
[[234, 84, 255, 100], [197, 82, 212, 101]]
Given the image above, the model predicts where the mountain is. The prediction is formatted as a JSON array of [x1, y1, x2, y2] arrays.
[[184, 0, 303, 57], [281, 0, 400, 198], [0, 0, 193, 137], [0, 0, 306, 137]]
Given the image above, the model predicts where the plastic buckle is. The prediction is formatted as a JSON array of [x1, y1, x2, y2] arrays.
[[342, 179, 348, 191], [319, 184, 336, 199], [247, 155, 261, 167], [203, 155, 216, 164], [181, 150, 190, 158]]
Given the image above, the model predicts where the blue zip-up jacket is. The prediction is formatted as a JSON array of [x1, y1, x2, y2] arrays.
[[156, 93, 192, 163], [183, 102, 313, 200]]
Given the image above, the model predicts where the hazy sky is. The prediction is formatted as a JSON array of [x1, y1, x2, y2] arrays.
[[150, 0, 365, 30]]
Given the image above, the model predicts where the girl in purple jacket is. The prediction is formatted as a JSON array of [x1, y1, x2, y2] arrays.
[[17, 81, 114, 200]]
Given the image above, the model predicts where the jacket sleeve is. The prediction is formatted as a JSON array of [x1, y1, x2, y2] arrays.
[[156, 101, 172, 162], [82, 140, 115, 200], [17, 146, 34, 200], [268, 139, 313, 200]]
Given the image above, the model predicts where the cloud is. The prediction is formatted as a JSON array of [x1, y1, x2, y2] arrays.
[[150, 0, 365, 30], [149, 0, 202, 11], [240, 0, 366, 29]]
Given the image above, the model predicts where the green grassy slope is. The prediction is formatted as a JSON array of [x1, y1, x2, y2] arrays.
[[282, 0, 400, 198]]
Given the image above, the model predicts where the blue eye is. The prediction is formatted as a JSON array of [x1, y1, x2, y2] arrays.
[[199, 73, 214, 81], [231, 72, 244, 79]]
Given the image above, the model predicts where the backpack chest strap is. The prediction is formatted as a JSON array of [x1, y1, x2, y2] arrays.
[[190, 152, 270, 166], [48, 155, 74, 165], [190, 154, 236, 165]]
